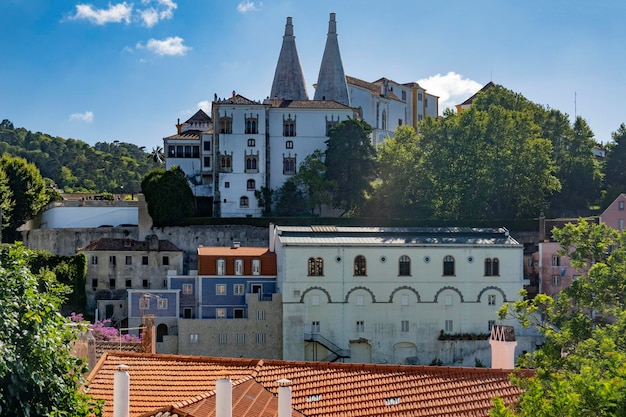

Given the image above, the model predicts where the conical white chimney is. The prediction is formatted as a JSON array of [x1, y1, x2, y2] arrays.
[[277, 379, 292, 417], [113, 364, 130, 417], [216, 376, 232, 417]]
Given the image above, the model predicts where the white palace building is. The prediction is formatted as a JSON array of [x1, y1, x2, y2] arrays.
[[164, 13, 439, 217]]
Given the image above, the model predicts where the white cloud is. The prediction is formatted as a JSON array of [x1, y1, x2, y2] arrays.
[[136, 36, 190, 56], [69, 111, 94, 123], [68, 1, 177, 27], [237, 1, 262, 13], [69, 2, 133, 25], [197, 101, 210, 113], [417, 72, 483, 114]]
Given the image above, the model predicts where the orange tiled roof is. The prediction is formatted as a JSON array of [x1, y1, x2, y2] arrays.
[[87, 352, 531, 417]]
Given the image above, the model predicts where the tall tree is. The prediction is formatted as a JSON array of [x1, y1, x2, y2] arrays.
[[141, 166, 196, 226], [0, 168, 12, 243], [0, 155, 49, 242], [603, 123, 626, 205], [324, 118, 376, 216], [371, 125, 432, 218], [493, 220, 626, 416], [0, 244, 101, 416], [148, 146, 165, 164], [292, 150, 333, 216], [273, 178, 308, 217]]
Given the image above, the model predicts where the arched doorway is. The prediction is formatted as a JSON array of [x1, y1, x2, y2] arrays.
[[156, 323, 168, 343]]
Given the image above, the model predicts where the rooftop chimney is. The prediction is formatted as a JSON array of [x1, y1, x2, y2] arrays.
[[277, 379, 292, 417], [113, 364, 130, 417], [490, 325, 517, 369], [216, 375, 232, 417]]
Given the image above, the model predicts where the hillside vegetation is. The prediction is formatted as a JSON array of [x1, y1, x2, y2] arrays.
[[0, 119, 162, 194]]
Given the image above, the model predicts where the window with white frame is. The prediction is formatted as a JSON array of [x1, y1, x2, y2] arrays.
[[311, 321, 320, 333], [182, 284, 193, 295], [401, 320, 409, 332], [217, 259, 226, 275], [256, 333, 266, 344], [620, 200, 625, 211], [286, 140, 294, 149], [356, 321, 364, 332], [401, 294, 409, 306], [552, 275, 561, 288], [91, 255, 98, 265], [234, 284, 244, 295], [488, 294, 496, 305], [235, 259, 244, 275], [216, 308, 227, 318], [252, 259, 260, 275], [257, 310, 266, 320], [307, 257, 324, 276], [157, 298, 168, 309], [356, 294, 364, 306], [189, 334, 199, 344], [216, 284, 227, 295], [552, 255, 560, 266], [109, 255, 116, 265], [445, 320, 453, 332], [125, 256, 132, 265], [139, 297, 149, 309]]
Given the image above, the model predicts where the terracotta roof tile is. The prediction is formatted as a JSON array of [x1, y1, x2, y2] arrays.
[[87, 352, 531, 417]]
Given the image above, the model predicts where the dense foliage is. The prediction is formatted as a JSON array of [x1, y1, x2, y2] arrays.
[[0, 155, 51, 242], [492, 220, 626, 416], [0, 244, 101, 417], [141, 166, 196, 226], [0, 120, 162, 194]]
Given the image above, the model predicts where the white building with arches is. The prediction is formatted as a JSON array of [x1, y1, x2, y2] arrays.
[[271, 225, 536, 366]]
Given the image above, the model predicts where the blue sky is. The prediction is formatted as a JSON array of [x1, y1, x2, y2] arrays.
[[0, 0, 624, 150]]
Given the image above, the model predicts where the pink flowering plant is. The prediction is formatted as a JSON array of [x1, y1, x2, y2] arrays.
[[70, 312, 141, 342]]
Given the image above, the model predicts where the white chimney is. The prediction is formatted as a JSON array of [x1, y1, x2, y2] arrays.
[[113, 364, 130, 417], [277, 379, 292, 417], [215, 376, 232, 417], [490, 325, 517, 369]]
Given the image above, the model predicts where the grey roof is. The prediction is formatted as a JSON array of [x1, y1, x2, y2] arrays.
[[313, 13, 349, 106], [185, 109, 211, 124], [270, 17, 309, 101], [275, 225, 520, 246]]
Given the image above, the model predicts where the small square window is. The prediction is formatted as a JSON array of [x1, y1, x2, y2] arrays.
[[219, 333, 227, 344], [162, 256, 169, 266], [125, 279, 132, 288], [356, 321, 364, 332], [109, 255, 116, 265], [142, 279, 149, 289], [91, 279, 98, 289], [225, 182, 230, 188], [91, 256, 98, 265], [182, 284, 193, 295], [552, 275, 561, 288], [234, 308, 244, 318], [234, 284, 244, 295], [189, 334, 199, 344], [139, 298, 149, 309], [216, 284, 227, 295], [237, 333, 245, 344], [256, 333, 266, 344], [257, 310, 266, 320], [157, 298, 168, 309], [216, 308, 227, 318], [142, 256, 149, 265], [619, 200, 625, 211], [488, 294, 496, 305], [445, 320, 453, 332], [109, 278, 116, 288], [401, 320, 409, 332], [125, 256, 132, 265]]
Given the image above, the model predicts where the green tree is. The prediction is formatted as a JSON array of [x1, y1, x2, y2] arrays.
[[274, 178, 308, 217], [0, 155, 49, 242], [254, 186, 274, 216], [493, 220, 626, 416], [603, 123, 626, 206], [0, 244, 101, 416], [324, 118, 376, 216], [141, 166, 196, 226], [148, 146, 165, 164], [0, 168, 12, 243], [292, 150, 333, 216], [370, 125, 432, 219]]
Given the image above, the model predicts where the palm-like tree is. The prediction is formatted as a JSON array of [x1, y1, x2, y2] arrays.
[[148, 146, 165, 164]]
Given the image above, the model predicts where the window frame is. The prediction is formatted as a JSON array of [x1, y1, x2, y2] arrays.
[[216, 284, 227, 295], [398, 255, 411, 276], [443, 255, 455, 276], [354, 255, 367, 276]]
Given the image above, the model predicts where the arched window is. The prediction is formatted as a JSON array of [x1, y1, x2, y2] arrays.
[[245, 116, 258, 134], [381, 110, 387, 130], [246, 179, 255, 190], [283, 157, 296, 175], [240, 196, 249, 207], [399, 255, 411, 276], [443, 255, 455, 276], [245, 156, 258, 172], [354, 255, 367, 276], [220, 155, 232, 172], [283, 115, 296, 137], [485, 258, 500, 276], [219, 116, 232, 134], [247, 138, 256, 147], [156, 323, 168, 343], [307, 257, 324, 276]]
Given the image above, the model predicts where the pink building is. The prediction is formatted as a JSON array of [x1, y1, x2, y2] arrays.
[[600, 193, 626, 231]]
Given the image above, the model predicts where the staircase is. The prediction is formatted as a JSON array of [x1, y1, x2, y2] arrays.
[[304, 331, 350, 362]]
